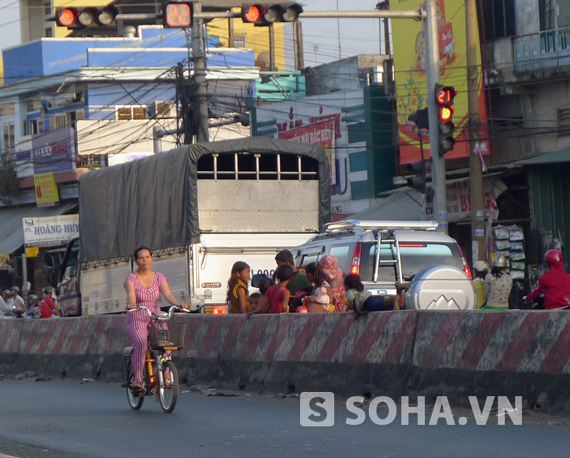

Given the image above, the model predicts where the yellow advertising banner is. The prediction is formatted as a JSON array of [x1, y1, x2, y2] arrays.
[[391, 0, 488, 164], [0, 254, 9, 270], [34, 173, 59, 206]]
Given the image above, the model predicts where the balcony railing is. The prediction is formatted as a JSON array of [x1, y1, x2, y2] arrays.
[[514, 27, 570, 72]]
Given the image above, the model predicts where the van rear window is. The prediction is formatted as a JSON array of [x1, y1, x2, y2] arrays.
[[360, 242, 460, 282], [328, 243, 356, 271]]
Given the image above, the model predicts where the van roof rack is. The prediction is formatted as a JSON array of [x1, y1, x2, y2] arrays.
[[324, 220, 438, 233]]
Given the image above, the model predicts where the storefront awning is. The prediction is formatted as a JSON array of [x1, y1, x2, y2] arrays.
[[0, 202, 77, 255], [348, 191, 424, 221], [516, 147, 570, 166]]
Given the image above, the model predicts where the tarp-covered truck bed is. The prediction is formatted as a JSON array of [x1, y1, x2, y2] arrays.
[[79, 137, 331, 262]]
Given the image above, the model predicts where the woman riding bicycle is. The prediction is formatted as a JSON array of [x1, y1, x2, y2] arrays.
[[125, 246, 188, 389]]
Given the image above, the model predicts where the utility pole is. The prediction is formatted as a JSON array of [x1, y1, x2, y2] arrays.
[[424, 0, 447, 233], [466, 0, 485, 262], [293, 21, 304, 70], [269, 23, 276, 71], [192, 1, 209, 142]]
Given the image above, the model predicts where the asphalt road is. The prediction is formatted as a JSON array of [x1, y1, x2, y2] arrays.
[[0, 378, 569, 458]]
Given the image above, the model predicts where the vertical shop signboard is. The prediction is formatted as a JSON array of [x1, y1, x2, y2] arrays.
[[391, 0, 489, 164], [34, 173, 59, 207]]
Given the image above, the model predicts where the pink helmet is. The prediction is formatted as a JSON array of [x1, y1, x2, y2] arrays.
[[545, 249, 563, 264]]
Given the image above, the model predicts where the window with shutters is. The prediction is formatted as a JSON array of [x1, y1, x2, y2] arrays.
[[2, 123, 15, 154], [155, 101, 174, 118], [50, 113, 67, 130], [116, 106, 147, 120], [0, 102, 15, 118]]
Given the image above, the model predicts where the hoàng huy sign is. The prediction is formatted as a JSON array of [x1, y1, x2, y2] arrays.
[[22, 214, 79, 248]]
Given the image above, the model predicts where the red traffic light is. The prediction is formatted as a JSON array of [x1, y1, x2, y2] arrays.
[[241, 3, 303, 25], [435, 86, 457, 106], [55, 8, 79, 27], [54, 6, 119, 28], [163, 3, 193, 28], [242, 4, 267, 23]]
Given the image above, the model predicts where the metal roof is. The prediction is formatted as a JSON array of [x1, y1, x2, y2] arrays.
[[348, 191, 424, 222], [515, 147, 570, 166]]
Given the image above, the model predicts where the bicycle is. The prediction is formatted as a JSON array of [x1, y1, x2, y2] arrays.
[[123, 305, 188, 413]]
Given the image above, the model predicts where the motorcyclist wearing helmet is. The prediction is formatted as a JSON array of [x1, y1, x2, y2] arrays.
[[25, 294, 41, 319], [40, 287, 57, 318], [483, 255, 512, 309], [524, 250, 570, 310], [10, 286, 25, 313]]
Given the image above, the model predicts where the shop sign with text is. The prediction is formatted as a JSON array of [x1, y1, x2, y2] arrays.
[[23, 214, 79, 247]]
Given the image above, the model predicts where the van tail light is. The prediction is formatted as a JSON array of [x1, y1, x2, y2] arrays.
[[350, 243, 362, 275], [456, 243, 472, 280]]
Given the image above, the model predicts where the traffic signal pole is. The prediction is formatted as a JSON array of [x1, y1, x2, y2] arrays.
[[423, 0, 447, 233], [192, 1, 210, 143], [466, 0, 485, 262]]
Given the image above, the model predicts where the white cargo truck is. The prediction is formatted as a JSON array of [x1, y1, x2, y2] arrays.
[[48, 137, 331, 316]]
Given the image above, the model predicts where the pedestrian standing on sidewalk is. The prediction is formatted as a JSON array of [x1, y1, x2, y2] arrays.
[[483, 255, 512, 310]]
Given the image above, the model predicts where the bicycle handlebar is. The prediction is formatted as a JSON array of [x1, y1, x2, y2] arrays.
[[127, 305, 189, 319]]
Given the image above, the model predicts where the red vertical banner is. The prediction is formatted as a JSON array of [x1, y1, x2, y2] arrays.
[[278, 120, 337, 185]]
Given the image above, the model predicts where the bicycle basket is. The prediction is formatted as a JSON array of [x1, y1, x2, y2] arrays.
[[148, 320, 186, 350]]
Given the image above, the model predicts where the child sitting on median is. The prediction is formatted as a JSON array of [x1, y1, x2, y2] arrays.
[[344, 274, 409, 315], [249, 264, 294, 315]]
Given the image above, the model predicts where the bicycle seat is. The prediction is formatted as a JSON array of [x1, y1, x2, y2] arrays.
[[123, 346, 134, 356]]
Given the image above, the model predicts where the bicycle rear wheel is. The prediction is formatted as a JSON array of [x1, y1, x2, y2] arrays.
[[126, 360, 144, 410], [159, 360, 179, 413]]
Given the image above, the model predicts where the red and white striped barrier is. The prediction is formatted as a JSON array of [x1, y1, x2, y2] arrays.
[[2, 310, 570, 410]]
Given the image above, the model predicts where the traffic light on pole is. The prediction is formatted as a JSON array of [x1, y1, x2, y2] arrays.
[[162, 2, 193, 28], [6, 257, 19, 277], [408, 107, 429, 130], [406, 160, 427, 192], [435, 84, 457, 157], [54, 6, 119, 28], [241, 3, 303, 26]]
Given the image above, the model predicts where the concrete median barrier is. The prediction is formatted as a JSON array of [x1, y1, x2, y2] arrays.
[[176, 311, 417, 395], [2, 309, 570, 411], [408, 310, 570, 411]]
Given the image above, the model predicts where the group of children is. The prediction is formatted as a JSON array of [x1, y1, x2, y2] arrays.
[[225, 251, 409, 316]]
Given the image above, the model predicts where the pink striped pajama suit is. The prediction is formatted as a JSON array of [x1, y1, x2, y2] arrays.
[[126, 272, 166, 383]]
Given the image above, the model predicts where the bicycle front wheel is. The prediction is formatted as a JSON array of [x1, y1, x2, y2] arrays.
[[159, 360, 179, 413], [126, 360, 144, 410]]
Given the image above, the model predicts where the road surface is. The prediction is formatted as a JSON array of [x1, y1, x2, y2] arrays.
[[0, 378, 569, 458]]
